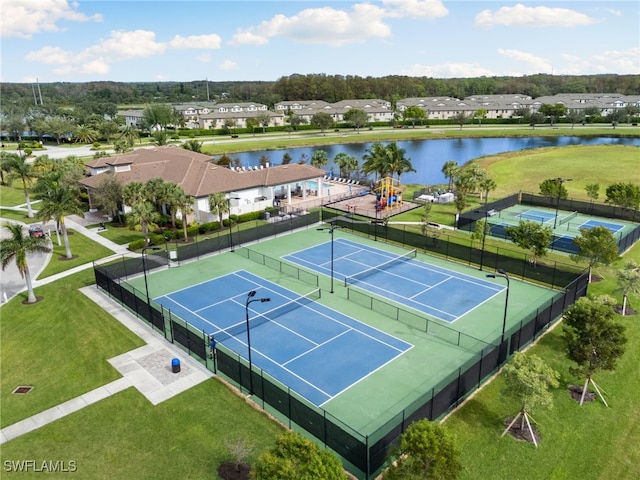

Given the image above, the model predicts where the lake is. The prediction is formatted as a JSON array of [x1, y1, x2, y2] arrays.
[[221, 135, 640, 185]]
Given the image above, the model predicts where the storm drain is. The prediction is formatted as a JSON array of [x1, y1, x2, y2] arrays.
[[12, 386, 33, 394]]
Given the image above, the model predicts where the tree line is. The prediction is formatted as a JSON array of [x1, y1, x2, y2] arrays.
[[2, 73, 639, 109]]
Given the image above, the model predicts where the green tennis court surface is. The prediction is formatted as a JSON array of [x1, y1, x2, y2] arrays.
[[128, 228, 558, 435]]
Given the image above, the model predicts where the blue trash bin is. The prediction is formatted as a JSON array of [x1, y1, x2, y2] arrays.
[[171, 358, 181, 373]]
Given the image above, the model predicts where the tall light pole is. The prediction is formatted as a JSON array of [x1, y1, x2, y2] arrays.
[[142, 246, 161, 303], [553, 177, 572, 229], [227, 195, 241, 252], [487, 269, 510, 344], [245, 290, 270, 395], [475, 209, 491, 271], [317, 222, 342, 293]]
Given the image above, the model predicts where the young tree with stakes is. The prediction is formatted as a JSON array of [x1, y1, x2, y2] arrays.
[[563, 296, 627, 406], [616, 261, 640, 316], [500, 352, 559, 447]]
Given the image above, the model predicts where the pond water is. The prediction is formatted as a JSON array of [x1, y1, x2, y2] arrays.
[[222, 135, 640, 185]]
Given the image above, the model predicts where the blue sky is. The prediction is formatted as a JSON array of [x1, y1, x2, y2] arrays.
[[1, 0, 638, 83]]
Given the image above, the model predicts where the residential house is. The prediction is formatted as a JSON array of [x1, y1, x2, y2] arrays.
[[198, 102, 285, 130]]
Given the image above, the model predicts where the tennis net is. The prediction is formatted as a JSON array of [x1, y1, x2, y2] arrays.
[[213, 288, 321, 343], [344, 249, 417, 287], [559, 211, 579, 226]]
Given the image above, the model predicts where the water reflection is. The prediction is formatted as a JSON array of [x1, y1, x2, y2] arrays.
[[221, 136, 640, 185]]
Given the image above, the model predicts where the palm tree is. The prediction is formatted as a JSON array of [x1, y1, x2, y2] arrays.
[[163, 183, 187, 229], [479, 176, 498, 204], [182, 139, 203, 152], [176, 193, 195, 242], [152, 131, 169, 146], [127, 201, 160, 245], [386, 142, 415, 184], [6, 152, 38, 218], [441, 160, 458, 191], [34, 173, 84, 259], [310, 150, 328, 169], [118, 125, 139, 145], [0, 222, 51, 303], [209, 192, 229, 228], [333, 152, 358, 179], [74, 124, 98, 144], [362, 142, 389, 181]]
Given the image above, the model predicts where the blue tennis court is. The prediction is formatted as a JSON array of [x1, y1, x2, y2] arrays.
[[284, 239, 504, 323], [574, 219, 624, 234], [153, 270, 412, 406], [516, 208, 556, 223], [550, 235, 579, 253]]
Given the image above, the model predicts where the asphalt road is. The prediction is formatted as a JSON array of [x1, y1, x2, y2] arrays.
[[0, 219, 52, 304]]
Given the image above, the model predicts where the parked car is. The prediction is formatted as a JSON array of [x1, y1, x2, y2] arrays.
[[28, 224, 45, 238]]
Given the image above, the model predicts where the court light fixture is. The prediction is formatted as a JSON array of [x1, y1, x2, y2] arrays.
[[245, 290, 271, 396], [317, 222, 343, 293], [227, 194, 241, 252], [486, 269, 510, 350], [553, 178, 572, 229], [141, 246, 161, 305]]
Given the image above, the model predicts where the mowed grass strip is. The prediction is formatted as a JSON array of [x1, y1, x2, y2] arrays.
[[0, 270, 144, 427], [0, 384, 284, 480], [447, 242, 640, 480], [0, 184, 31, 207], [37, 229, 115, 279], [477, 144, 640, 201]]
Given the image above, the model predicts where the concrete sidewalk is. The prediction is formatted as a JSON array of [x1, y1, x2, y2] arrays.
[[0, 286, 214, 445]]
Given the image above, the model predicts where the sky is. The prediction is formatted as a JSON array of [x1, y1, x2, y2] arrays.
[[1, 0, 638, 83]]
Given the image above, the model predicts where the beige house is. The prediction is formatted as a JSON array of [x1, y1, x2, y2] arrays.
[[274, 99, 395, 125], [198, 102, 285, 130], [79, 146, 327, 223]]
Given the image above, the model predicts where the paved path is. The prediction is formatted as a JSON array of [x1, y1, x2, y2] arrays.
[[0, 287, 214, 445], [1, 205, 216, 446]]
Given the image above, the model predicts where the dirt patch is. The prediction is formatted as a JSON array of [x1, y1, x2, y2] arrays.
[[22, 296, 44, 305], [217, 462, 250, 480], [568, 385, 596, 403], [613, 305, 637, 316], [58, 255, 79, 261], [503, 416, 541, 445]]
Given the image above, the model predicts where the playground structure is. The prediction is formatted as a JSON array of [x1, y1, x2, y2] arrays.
[[374, 177, 404, 212]]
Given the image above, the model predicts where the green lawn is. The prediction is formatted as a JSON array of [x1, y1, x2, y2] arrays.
[[37, 229, 115, 279], [0, 184, 30, 207], [477, 144, 640, 201], [447, 242, 640, 480], [1, 137, 638, 479]]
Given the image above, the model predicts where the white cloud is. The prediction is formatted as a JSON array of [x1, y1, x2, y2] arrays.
[[219, 59, 238, 71], [498, 49, 553, 73], [582, 47, 640, 75], [23, 27, 228, 77], [25, 45, 75, 64], [382, 0, 448, 19], [230, 3, 391, 47], [475, 4, 594, 28], [404, 62, 497, 78], [84, 30, 166, 59], [1, 0, 102, 38], [169, 34, 222, 49]]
